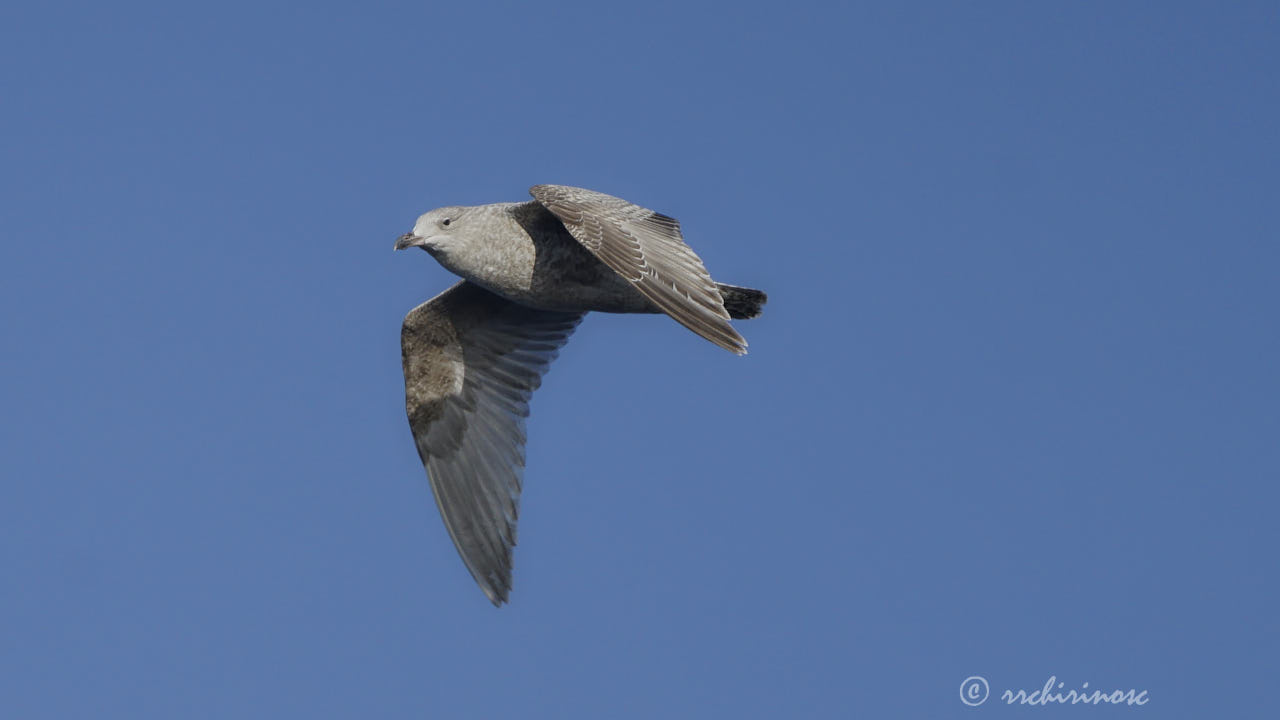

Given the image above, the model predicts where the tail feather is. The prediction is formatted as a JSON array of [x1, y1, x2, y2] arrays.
[[716, 283, 768, 320]]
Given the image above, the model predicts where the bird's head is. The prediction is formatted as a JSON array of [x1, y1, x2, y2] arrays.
[[395, 206, 469, 257]]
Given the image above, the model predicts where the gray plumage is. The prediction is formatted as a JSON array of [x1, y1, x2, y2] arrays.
[[396, 184, 767, 605]]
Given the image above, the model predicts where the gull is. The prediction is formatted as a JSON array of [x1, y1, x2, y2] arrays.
[[395, 184, 767, 605]]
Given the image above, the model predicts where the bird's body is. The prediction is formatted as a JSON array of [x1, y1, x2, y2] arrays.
[[418, 200, 653, 315], [396, 185, 766, 605]]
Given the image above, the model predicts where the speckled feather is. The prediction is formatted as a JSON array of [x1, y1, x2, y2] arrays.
[[529, 184, 748, 354], [401, 282, 582, 605]]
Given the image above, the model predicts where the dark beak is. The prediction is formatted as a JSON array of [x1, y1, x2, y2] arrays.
[[395, 233, 424, 251]]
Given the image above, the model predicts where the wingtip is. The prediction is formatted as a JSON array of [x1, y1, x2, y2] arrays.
[[482, 585, 509, 607], [711, 335, 748, 355], [720, 334, 749, 356]]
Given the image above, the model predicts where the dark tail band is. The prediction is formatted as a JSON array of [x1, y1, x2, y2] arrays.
[[716, 283, 768, 320]]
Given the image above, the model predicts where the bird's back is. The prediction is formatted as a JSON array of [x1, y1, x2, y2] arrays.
[[492, 202, 654, 314]]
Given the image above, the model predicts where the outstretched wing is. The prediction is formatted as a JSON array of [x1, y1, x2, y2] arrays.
[[530, 184, 747, 354], [401, 281, 584, 605]]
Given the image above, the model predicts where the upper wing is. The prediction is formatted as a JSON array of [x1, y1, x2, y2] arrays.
[[529, 184, 747, 354], [401, 281, 584, 605]]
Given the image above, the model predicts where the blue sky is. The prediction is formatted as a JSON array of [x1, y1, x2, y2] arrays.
[[2, 1, 1276, 717]]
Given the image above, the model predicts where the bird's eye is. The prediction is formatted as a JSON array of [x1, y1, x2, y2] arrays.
[[442, 218, 451, 227]]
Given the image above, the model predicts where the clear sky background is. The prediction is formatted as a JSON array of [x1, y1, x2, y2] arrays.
[[2, 1, 1276, 717]]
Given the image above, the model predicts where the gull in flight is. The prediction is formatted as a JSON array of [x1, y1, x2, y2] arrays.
[[395, 184, 767, 605]]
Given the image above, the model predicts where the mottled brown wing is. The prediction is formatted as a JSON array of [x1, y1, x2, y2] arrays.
[[401, 281, 584, 605], [529, 184, 747, 354]]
